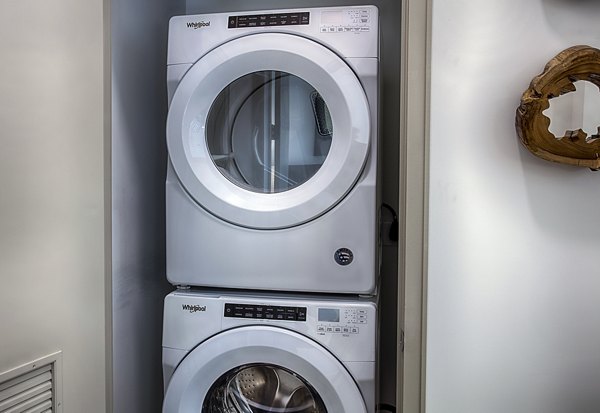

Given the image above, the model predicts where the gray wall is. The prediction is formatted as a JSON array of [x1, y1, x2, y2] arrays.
[[427, 1, 600, 412], [111, 0, 185, 411], [0, 0, 107, 411]]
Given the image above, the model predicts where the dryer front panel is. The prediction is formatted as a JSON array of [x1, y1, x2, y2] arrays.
[[162, 326, 368, 413], [166, 33, 371, 229]]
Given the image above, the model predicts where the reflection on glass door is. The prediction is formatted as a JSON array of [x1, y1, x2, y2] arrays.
[[203, 364, 327, 412], [206, 71, 333, 194]]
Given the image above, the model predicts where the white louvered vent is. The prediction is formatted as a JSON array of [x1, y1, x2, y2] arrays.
[[0, 352, 62, 413]]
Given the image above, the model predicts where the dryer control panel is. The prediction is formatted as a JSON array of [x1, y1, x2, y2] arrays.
[[319, 8, 373, 33], [228, 12, 310, 28]]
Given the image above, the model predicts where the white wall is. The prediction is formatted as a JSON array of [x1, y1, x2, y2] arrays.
[[427, 1, 600, 412], [0, 0, 106, 412]]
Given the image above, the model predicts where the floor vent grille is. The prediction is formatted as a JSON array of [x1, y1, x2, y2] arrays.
[[0, 352, 62, 413]]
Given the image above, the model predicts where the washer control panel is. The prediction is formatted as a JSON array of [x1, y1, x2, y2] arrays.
[[224, 303, 307, 321], [316, 307, 368, 335]]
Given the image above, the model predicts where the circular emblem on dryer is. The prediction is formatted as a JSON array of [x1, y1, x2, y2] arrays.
[[334, 248, 354, 266]]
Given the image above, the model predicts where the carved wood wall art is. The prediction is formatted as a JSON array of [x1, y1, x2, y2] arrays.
[[516, 45, 600, 170]]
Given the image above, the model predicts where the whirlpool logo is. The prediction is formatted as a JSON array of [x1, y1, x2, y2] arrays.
[[182, 304, 206, 313], [187, 21, 210, 29]]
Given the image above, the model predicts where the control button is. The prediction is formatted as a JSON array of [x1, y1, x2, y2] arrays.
[[317, 325, 325, 332], [275, 314, 285, 320], [326, 326, 334, 332], [286, 307, 297, 314], [334, 248, 354, 266], [360, 27, 370, 32], [351, 327, 359, 333], [225, 303, 252, 318], [255, 312, 264, 319], [342, 327, 350, 333], [297, 308, 307, 321], [334, 327, 342, 333], [358, 314, 367, 320], [358, 319, 367, 324], [265, 313, 274, 319], [285, 313, 297, 321], [320, 27, 327, 32], [357, 309, 367, 314]]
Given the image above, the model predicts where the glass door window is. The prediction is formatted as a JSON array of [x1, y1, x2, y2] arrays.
[[206, 71, 333, 194], [203, 364, 327, 412], [166, 33, 371, 228]]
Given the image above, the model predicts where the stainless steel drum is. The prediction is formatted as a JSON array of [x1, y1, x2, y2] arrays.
[[203, 364, 327, 413]]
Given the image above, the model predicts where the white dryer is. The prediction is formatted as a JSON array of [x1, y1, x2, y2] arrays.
[[166, 6, 379, 293], [162, 290, 377, 413]]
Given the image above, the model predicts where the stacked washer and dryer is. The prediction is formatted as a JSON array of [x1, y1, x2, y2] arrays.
[[163, 5, 381, 413]]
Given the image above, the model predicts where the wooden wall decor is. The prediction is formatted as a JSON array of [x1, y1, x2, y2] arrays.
[[516, 45, 600, 170]]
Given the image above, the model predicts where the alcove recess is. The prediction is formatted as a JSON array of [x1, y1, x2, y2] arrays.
[[516, 45, 600, 170]]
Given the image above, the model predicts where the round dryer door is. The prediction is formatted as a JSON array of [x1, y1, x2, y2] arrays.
[[167, 33, 371, 229], [162, 326, 367, 413]]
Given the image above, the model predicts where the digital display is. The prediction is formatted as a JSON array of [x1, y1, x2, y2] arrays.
[[318, 308, 340, 322]]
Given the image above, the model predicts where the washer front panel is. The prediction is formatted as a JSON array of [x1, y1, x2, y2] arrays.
[[162, 326, 367, 412], [166, 33, 371, 229]]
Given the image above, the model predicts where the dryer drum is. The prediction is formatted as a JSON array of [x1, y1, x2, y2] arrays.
[[203, 364, 327, 412]]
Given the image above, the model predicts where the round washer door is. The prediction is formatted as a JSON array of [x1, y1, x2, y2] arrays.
[[167, 33, 371, 229], [162, 326, 367, 413]]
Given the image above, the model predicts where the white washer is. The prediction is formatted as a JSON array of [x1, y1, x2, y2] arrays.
[[166, 6, 379, 293], [163, 290, 377, 413]]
